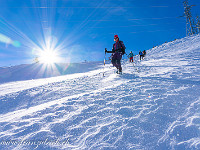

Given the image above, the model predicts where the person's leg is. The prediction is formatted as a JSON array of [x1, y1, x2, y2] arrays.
[[130, 57, 133, 62], [116, 59, 122, 72], [112, 58, 117, 68], [112, 53, 122, 72]]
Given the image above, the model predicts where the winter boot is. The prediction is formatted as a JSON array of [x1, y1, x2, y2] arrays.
[[119, 68, 122, 74], [116, 69, 119, 74]]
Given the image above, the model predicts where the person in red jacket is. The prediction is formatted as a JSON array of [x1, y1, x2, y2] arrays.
[[105, 35, 126, 74]]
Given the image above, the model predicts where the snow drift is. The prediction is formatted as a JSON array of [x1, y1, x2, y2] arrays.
[[0, 35, 200, 150]]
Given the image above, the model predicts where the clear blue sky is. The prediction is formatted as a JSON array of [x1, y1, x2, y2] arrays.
[[0, 0, 200, 66]]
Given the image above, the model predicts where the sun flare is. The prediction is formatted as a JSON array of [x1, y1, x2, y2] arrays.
[[38, 48, 60, 64], [32, 35, 65, 65]]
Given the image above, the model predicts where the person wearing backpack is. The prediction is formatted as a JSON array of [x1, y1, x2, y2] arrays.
[[143, 50, 146, 58], [128, 51, 134, 62], [105, 35, 126, 74], [139, 51, 143, 61]]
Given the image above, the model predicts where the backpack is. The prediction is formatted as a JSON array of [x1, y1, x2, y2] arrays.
[[119, 41, 126, 55]]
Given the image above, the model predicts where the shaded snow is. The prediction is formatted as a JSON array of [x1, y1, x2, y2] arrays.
[[0, 35, 200, 150]]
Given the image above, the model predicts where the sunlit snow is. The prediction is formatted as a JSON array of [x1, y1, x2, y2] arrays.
[[0, 35, 200, 149]]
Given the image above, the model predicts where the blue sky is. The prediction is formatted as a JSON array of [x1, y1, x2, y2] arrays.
[[0, 0, 200, 66]]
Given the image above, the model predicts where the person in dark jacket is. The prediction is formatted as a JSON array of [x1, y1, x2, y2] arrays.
[[105, 35, 126, 74], [143, 50, 146, 58]]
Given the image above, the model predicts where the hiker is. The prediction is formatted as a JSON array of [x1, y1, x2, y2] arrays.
[[143, 50, 146, 58], [128, 51, 134, 62], [105, 35, 126, 74], [139, 51, 143, 60]]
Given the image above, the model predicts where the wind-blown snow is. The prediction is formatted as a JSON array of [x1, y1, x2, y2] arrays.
[[0, 35, 200, 150]]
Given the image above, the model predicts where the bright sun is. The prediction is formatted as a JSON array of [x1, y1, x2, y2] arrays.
[[38, 48, 60, 64], [33, 35, 63, 64]]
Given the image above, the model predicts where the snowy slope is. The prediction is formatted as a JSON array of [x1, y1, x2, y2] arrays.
[[0, 62, 103, 84], [0, 35, 200, 150]]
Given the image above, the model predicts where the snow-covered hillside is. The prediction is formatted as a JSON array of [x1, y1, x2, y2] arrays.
[[0, 35, 200, 150], [0, 62, 103, 84]]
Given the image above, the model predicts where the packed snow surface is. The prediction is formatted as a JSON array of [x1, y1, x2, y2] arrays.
[[0, 35, 200, 150]]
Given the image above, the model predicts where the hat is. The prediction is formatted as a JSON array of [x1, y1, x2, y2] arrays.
[[114, 35, 119, 38]]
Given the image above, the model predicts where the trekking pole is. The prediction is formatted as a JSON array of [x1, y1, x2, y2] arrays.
[[103, 48, 107, 77], [126, 53, 129, 63]]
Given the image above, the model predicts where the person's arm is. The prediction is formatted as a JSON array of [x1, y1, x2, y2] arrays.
[[105, 48, 114, 53]]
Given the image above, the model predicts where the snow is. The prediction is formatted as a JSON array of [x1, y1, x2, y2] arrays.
[[0, 35, 200, 149]]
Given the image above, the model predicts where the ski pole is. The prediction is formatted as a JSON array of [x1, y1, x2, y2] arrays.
[[103, 48, 107, 77]]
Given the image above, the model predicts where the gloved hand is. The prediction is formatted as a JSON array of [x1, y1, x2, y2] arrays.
[[105, 48, 107, 53]]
